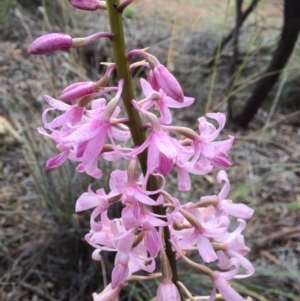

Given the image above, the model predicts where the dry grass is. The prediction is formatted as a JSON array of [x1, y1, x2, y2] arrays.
[[1, 0, 300, 300]]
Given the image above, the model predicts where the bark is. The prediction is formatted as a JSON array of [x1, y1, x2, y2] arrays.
[[208, 0, 260, 67], [234, 0, 300, 128], [228, 0, 243, 120]]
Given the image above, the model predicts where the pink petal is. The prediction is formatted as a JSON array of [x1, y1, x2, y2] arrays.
[[114, 232, 136, 254], [81, 131, 106, 164], [109, 170, 128, 193], [217, 250, 231, 269], [147, 138, 160, 174], [133, 189, 163, 206], [75, 186, 108, 212], [228, 251, 255, 278], [215, 279, 244, 301], [101, 150, 122, 161], [154, 131, 177, 159], [122, 201, 141, 229], [111, 127, 131, 141], [177, 167, 191, 191], [198, 113, 226, 142], [221, 201, 254, 219], [157, 152, 173, 175], [143, 225, 161, 256], [47, 106, 84, 129], [46, 150, 69, 169], [91, 98, 106, 110], [140, 78, 154, 96], [157, 103, 172, 124], [197, 234, 218, 263], [164, 96, 194, 108], [65, 119, 109, 144], [44, 95, 70, 110], [217, 170, 230, 201]]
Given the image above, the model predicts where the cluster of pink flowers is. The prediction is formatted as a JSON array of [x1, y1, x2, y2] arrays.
[[28, 0, 254, 300]]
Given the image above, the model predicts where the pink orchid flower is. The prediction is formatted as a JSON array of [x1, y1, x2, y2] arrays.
[[215, 219, 255, 278], [109, 169, 165, 206], [200, 170, 254, 219], [42, 95, 85, 130], [208, 259, 245, 301], [60, 80, 129, 178], [128, 100, 184, 177], [190, 113, 234, 169], [172, 207, 229, 263], [139, 78, 194, 124]]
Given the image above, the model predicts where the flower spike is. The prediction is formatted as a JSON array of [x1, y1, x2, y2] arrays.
[[29, 3, 254, 298]]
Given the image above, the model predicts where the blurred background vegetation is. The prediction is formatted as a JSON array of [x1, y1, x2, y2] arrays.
[[1, 0, 300, 300]]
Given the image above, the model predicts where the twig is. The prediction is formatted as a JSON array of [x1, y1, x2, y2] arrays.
[[254, 227, 300, 250], [21, 282, 57, 301]]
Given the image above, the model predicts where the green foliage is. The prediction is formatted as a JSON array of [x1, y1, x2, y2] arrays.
[[0, 0, 18, 23], [289, 197, 300, 211], [123, 5, 136, 19]]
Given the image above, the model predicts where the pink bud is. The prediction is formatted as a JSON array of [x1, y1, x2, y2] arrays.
[[153, 65, 184, 103], [28, 32, 113, 55], [92, 284, 122, 301], [156, 282, 180, 301], [28, 34, 73, 55], [59, 81, 96, 101], [68, 0, 102, 11]]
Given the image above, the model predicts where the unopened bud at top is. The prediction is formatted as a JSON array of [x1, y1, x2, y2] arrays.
[[28, 32, 113, 55], [68, 0, 106, 11], [28, 33, 73, 55]]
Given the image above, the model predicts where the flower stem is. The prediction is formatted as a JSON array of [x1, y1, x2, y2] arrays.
[[106, 0, 180, 294]]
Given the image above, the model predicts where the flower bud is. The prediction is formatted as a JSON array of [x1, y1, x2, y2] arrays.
[[153, 64, 184, 103], [68, 0, 106, 11], [28, 33, 72, 55], [156, 282, 181, 301], [92, 284, 122, 301], [28, 32, 113, 55], [59, 81, 96, 101]]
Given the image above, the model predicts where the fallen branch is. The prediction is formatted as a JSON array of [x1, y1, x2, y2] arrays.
[[254, 226, 300, 251]]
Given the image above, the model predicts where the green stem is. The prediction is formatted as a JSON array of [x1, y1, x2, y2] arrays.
[[106, 0, 180, 294]]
